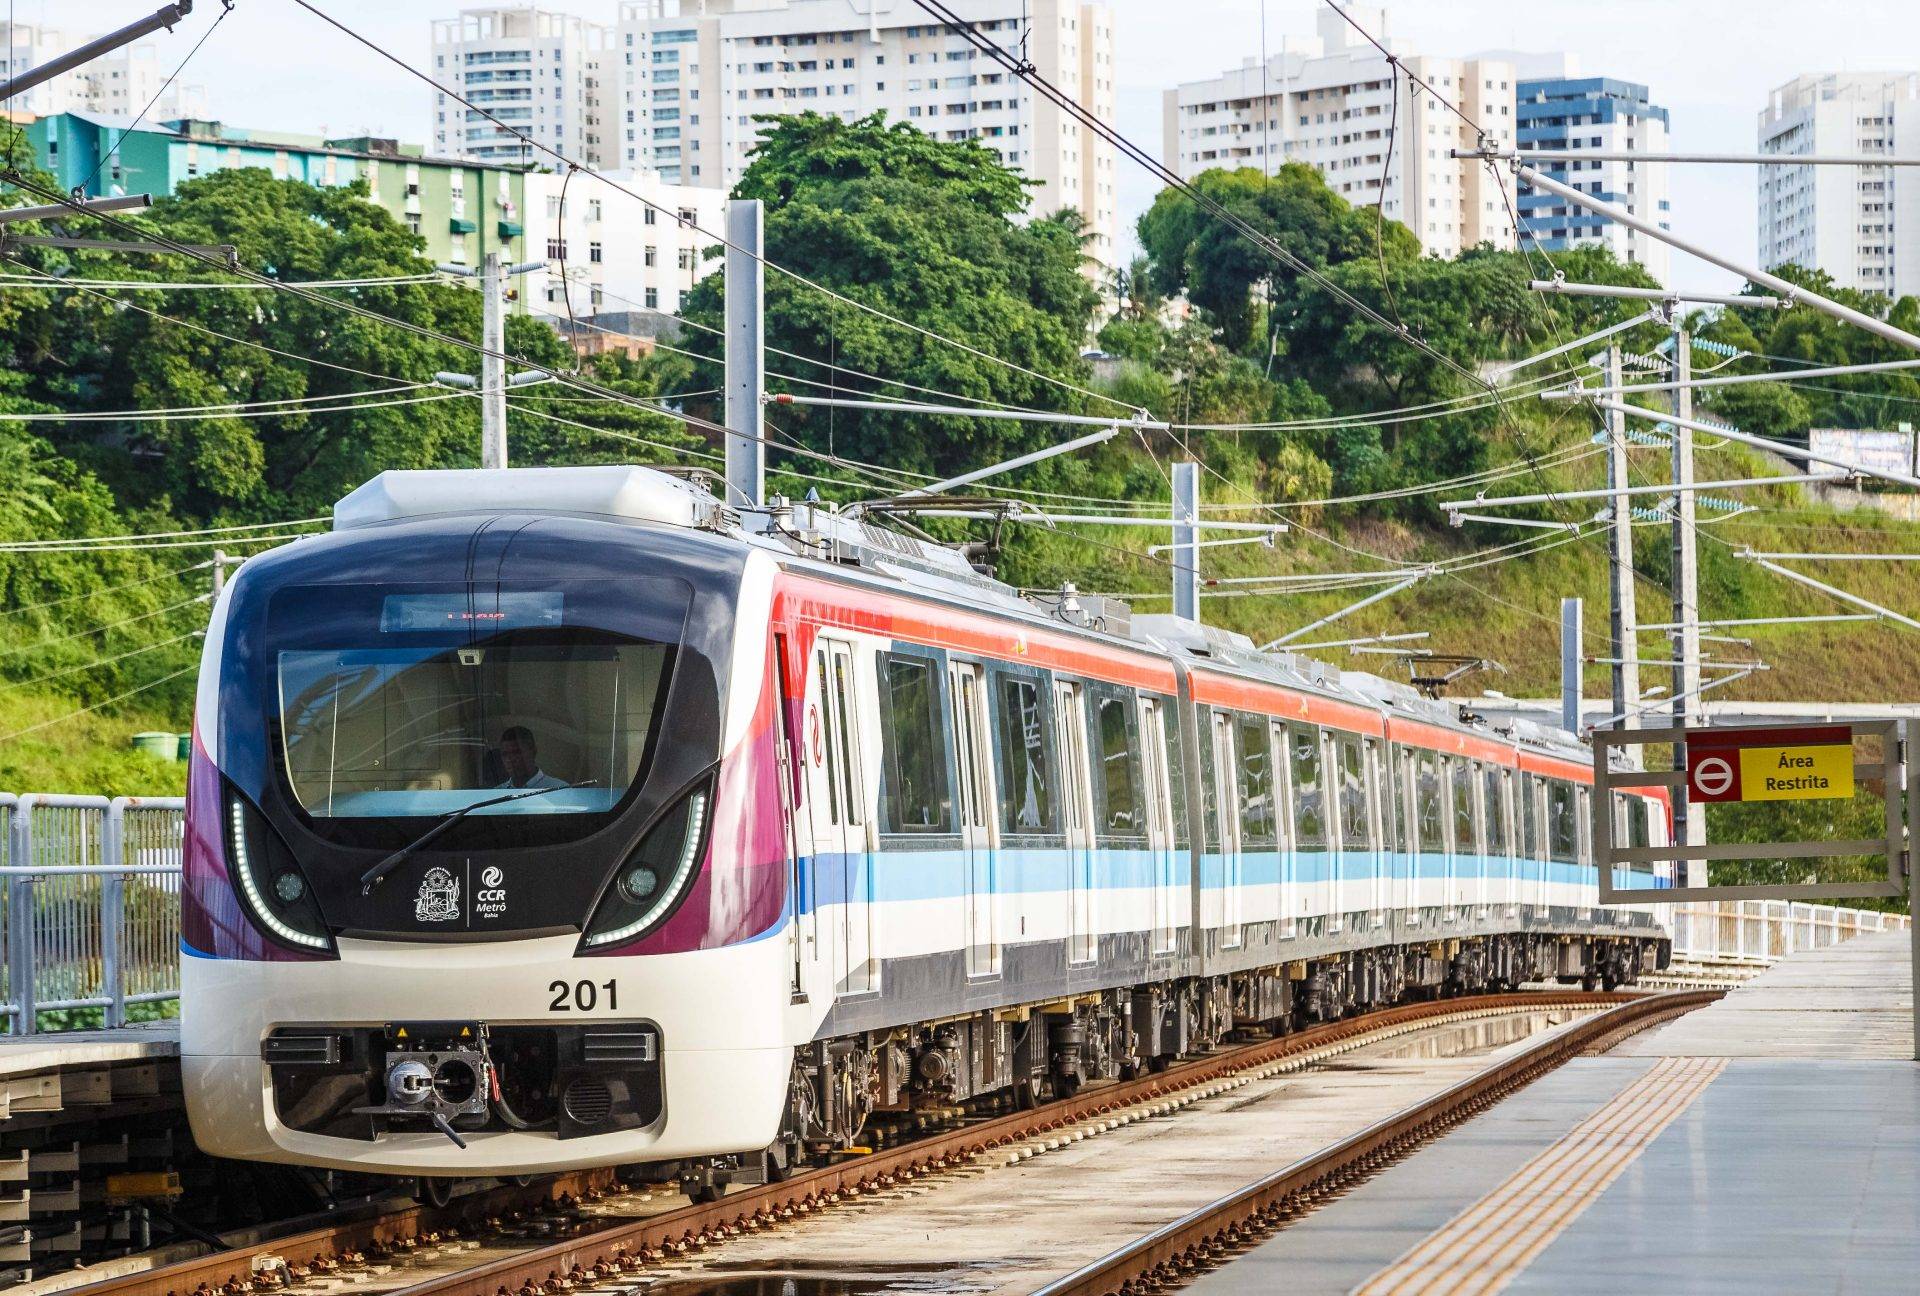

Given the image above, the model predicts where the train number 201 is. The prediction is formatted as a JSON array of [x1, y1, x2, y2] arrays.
[[548, 978, 618, 1012]]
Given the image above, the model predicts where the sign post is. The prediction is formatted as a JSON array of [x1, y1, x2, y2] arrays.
[[1593, 719, 1915, 1060]]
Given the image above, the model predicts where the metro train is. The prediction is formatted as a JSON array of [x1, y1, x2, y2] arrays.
[[181, 465, 1672, 1190]]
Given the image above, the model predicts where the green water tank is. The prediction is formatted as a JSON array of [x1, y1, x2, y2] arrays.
[[176, 732, 192, 762], [131, 732, 179, 761]]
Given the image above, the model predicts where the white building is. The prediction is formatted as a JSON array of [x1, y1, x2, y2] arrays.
[[1510, 55, 1671, 283], [610, 0, 1119, 268], [1164, 4, 1517, 260], [1759, 72, 1920, 299], [522, 168, 727, 321], [430, 7, 614, 170], [0, 21, 208, 120]]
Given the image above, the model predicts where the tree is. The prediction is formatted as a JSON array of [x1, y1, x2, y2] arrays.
[[674, 113, 1101, 480]]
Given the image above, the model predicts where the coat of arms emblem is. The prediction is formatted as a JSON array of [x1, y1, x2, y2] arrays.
[[415, 867, 460, 922]]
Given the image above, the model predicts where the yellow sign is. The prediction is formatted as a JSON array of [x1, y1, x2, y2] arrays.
[[1736, 743, 1854, 802]]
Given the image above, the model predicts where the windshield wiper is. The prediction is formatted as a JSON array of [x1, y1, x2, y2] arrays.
[[359, 780, 597, 894]]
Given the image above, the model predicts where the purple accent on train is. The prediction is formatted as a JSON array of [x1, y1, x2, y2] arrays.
[[594, 660, 789, 956], [180, 734, 329, 962]]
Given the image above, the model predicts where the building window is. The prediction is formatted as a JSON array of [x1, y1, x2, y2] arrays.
[[644, 287, 659, 308], [588, 241, 603, 263]]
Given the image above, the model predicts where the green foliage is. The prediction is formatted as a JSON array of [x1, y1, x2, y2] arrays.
[[675, 112, 1100, 480]]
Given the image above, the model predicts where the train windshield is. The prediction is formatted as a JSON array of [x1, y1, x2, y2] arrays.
[[271, 580, 683, 822]]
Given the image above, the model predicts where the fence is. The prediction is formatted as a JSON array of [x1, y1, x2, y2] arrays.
[[0, 792, 1908, 1034], [1, 794, 185, 1035], [1667, 899, 1911, 965]]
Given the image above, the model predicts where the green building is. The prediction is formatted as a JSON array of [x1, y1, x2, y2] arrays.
[[23, 111, 533, 278]]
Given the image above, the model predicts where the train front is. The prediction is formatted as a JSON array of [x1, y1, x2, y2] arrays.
[[181, 469, 794, 1176]]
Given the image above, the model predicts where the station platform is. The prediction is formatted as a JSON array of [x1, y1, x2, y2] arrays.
[[1189, 929, 1920, 1295]]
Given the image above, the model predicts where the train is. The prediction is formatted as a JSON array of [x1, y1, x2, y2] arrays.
[[180, 464, 1672, 1192]]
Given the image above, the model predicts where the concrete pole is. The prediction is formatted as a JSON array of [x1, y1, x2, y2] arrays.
[[1172, 461, 1200, 622], [725, 198, 766, 511], [211, 549, 227, 599], [480, 252, 508, 470], [1560, 596, 1583, 734], [1605, 346, 1641, 730], [1671, 329, 1706, 881]]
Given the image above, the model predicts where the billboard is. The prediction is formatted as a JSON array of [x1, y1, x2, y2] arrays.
[[1809, 427, 1917, 479]]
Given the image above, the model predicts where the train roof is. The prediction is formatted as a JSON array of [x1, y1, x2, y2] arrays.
[[325, 466, 1604, 771]]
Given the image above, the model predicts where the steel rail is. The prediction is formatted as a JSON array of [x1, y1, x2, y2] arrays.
[[393, 992, 1632, 1296], [1030, 990, 1719, 1296], [63, 991, 1652, 1296]]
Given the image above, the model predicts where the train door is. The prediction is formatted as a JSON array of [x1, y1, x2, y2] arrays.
[[1053, 681, 1096, 965], [1273, 721, 1296, 941], [1388, 744, 1415, 930], [812, 640, 873, 996], [1363, 738, 1388, 927], [1210, 712, 1243, 948], [1140, 696, 1180, 957], [1489, 766, 1517, 918], [774, 634, 812, 997], [947, 660, 1000, 978]]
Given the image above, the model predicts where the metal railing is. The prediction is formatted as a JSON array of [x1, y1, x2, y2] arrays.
[[2, 794, 184, 1035], [1667, 899, 1910, 965]]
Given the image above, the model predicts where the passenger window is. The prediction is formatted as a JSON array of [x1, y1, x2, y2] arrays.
[[992, 675, 1056, 835], [1452, 758, 1478, 855], [1548, 779, 1577, 864], [1290, 722, 1326, 849], [878, 654, 951, 834], [1416, 754, 1444, 853], [1338, 735, 1368, 850], [1236, 713, 1277, 846], [1485, 768, 1509, 856], [1093, 689, 1144, 839], [1521, 775, 1541, 860]]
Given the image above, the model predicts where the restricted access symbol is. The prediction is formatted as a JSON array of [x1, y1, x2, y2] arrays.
[[1697, 756, 1743, 794]]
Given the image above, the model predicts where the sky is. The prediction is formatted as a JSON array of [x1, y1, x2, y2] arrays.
[[27, 1, 1920, 293]]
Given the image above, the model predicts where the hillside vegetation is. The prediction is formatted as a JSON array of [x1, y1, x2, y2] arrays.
[[0, 115, 1917, 800]]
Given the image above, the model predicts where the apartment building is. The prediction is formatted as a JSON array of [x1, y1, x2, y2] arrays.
[[608, 0, 1119, 267], [0, 21, 208, 121], [430, 7, 614, 170], [24, 112, 535, 286], [1759, 72, 1920, 299], [1512, 61, 1671, 282], [522, 167, 726, 320], [1164, 4, 1517, 259]]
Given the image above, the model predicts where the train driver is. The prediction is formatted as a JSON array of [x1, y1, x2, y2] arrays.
[[495, 725, 566, 790]]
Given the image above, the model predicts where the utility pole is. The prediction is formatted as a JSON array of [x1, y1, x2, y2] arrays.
[[1172, 461, 1200, 622], [1670, 327, 1706, 880], [1560, 596, 1583, 734], [725, 198, 765, 511], [1604, 345, 1641, 730], [210, 549, 227, 599], [0, 3, 192, 103], [480, 252, 508, 471]]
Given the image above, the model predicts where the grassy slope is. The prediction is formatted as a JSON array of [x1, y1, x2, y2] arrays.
[[0, 688, 190, 796]]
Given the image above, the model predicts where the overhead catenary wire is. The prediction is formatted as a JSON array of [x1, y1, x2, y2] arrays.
[[0, 629, 201, 696], [0, 563, 201, 620], [0, 593, 208, 662]]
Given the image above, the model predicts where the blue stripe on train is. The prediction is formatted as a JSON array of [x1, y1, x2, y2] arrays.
[[789, 845, 1668, 914]]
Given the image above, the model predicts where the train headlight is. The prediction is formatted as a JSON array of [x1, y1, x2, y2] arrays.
[[224, 782, 334, 954], [581, 777, 712, 951]]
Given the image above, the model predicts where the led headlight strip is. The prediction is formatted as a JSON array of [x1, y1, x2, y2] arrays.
[[228, 794, 330, 951], [585, 788, 708, 948]]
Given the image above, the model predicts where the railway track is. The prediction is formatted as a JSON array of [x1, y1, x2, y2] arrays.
[[66, 990, 1696, 1296], [1032, 989, 1719, 1296]]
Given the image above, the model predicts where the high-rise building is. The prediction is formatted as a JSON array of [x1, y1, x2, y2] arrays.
[[1163, 4, 1518, 260], [430, 7, 613, 170], [609, 0, 1119, 268], [0, 21, 209, 121], [1758, 72, 1920, 299], [1512, 61, 1671, 283]]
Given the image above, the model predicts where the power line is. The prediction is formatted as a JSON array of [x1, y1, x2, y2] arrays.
[[73, 0, 234, 196], [0, 388, 457, 423], [0, 663, 197, 744], [284, 0, 1135, 418], [0, 563, 199, 620], [0, 593, 207, 662], [0, 517, 326, 549], [0, 630, 200, 696], [0, 272, 445, 290]]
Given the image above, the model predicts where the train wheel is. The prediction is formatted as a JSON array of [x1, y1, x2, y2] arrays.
[[416, 1177, 455, 1209]]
